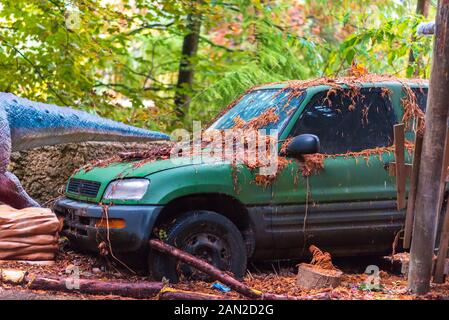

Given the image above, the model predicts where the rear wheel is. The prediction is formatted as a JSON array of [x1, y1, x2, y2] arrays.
[[149, 211, 247, 282]]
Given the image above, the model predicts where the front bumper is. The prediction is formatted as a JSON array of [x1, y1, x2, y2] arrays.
[[54, 198, 163, 253]]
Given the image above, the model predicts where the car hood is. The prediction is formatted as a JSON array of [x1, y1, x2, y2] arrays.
[[67, 157, 204, 202], [72, 157, 199, 183]]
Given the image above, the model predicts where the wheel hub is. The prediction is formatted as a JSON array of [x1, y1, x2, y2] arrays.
[[178, 232, 231, 280]]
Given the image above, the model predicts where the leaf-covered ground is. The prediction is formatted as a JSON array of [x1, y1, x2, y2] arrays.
[[1, 249, 448, 300]]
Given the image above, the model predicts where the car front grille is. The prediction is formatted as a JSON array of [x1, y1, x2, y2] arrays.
[[67, 178, 101, 198], [53, 206, 90, 236]]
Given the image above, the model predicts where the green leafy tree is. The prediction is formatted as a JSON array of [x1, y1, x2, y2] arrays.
[[0, 0, 437, 132]]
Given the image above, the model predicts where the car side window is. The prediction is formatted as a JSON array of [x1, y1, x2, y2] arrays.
[[288, 88, 395, 154], [412, 88, 428, 112]]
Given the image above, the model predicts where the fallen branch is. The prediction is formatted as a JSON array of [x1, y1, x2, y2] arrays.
[[149, 239, 331, 300], [261, 292, 331, 300], [158, 287, 227, 300], [1, 269, 163, 299], [149, 239, 262, 299], [1, 241, 334, 300], [28, 277, 164, 299], [0, 268, 229, 300]]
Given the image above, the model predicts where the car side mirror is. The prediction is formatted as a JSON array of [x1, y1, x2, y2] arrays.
[[285, 134, 320, 157]]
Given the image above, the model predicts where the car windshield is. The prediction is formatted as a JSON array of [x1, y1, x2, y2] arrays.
[[209, 89, 303, 132]]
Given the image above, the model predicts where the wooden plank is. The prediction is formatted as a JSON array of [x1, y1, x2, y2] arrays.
[[394, 124, 406, 210], [436, 129, 449, 218], [388, 163, 412, 178], [434, 203, 449, 283], [433, 128, 449, 283], [403, 118, 424, 249]]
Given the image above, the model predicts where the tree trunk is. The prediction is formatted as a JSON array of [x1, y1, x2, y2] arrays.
[[408, 0, 449, 295], [417, 0, 430, 17], [174, 12, 202, 118], [408, 0, 429, 76]]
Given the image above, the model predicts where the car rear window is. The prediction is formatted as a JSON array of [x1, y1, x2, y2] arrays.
[[412, 88, 428, 112], [288, 88, 395, 154]]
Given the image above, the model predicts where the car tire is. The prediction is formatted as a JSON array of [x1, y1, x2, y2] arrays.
[[149, 210, 247, 283]]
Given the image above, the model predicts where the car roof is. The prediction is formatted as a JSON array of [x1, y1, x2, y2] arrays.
[[254, 77, 429, 91]]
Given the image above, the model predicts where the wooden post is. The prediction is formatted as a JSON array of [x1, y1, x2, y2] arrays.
[[433, 130, 449, 283], [434, 202, 449, 283], [436, 131, 449, 217], [408, 0, 449, 295], [403, 118, 424, 249], [394, 124, 406, 210]]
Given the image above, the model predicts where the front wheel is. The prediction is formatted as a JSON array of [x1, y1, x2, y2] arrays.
[[149, 211, 247, 282]]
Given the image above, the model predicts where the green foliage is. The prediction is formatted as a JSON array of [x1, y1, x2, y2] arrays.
[[189, 1, 434, 126], [0, 0, 436, 132], [327, 15, 433, 78], [358, 282, 385, 292], [189, 29, 323, 124]]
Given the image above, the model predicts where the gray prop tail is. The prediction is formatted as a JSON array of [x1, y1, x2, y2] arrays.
[[417, 22, 435, 36]]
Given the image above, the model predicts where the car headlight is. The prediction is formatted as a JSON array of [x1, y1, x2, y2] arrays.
[[103, 179, 150, 201]]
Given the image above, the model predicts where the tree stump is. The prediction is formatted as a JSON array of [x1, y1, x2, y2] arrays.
[[296, 263, 343, 290]]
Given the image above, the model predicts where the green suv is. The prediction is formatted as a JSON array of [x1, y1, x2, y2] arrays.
[[54, 78, 428, 281]]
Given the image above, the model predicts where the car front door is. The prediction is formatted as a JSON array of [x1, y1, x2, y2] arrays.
[[270, 87, 403, 258]]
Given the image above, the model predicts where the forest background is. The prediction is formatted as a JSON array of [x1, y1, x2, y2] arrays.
[[0, 0, 435, 131]]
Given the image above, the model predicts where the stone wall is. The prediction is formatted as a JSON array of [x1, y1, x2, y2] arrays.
[[8, 142, 159, 206]]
